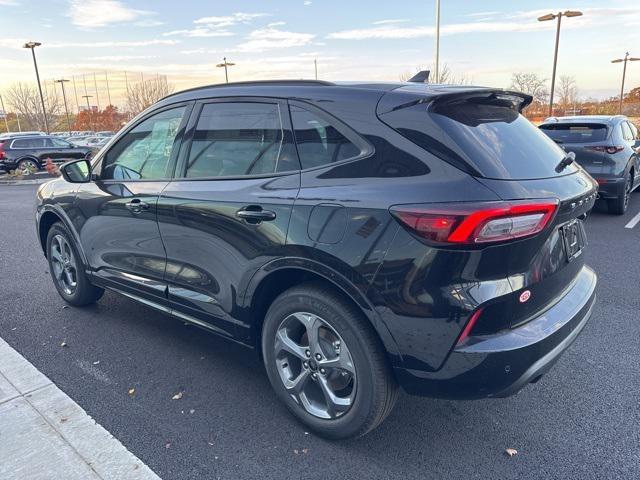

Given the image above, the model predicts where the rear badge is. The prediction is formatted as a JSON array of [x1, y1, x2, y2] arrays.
[[519, 290, 531, 303]]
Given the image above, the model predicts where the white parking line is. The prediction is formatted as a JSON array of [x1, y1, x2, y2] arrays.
[[624, 210, 640, 229], [0, 337, 161, 480]]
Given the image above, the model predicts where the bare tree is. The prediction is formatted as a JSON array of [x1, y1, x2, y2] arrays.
[[125, 76, 174, 116], [4, 82, 61, 131], [510, 72, 549, 105], [399, 63, 471, 85], [557, 75, 578, 109]]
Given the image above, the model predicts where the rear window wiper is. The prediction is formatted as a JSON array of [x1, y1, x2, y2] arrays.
[[555, 151, 575, 173]]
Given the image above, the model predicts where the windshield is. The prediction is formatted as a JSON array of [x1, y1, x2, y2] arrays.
[[539, 123, 608, 144], [381, 98, 576, 180]]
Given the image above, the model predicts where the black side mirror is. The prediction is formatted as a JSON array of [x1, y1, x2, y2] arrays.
[[61, 159, 91, 183]]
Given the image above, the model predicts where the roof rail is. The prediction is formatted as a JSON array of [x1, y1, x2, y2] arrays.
[[161, 79, 334, 101]]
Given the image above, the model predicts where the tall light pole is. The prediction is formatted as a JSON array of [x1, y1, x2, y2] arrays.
[[434, 0, 441, 83], [538, 10, 583, 116], [82, 95, 94, 131], [314, 58, 318, 80], [216, 57, 235, 83], [22, 41, 49, 133], [611, 52, 640, 114], [55, 79, 72, 133], [0, 94, 10, 133]]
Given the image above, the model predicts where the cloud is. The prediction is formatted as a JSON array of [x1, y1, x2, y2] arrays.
[[164, 12, 268, 38], [327, 21, 556, 40], [67, 0, 153, 28], [163, 27, 235, 38], [0, 0, 18, 5], [87, 55, 157, 61], [49, 39, 179, 48], [235, 27, 315, 53], [304, 1, 312, 5], [372, 19, 409, 25], [193, 12, 269, 28]]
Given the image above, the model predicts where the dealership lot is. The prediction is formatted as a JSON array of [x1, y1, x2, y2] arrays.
[[1, 184, 638, 480]]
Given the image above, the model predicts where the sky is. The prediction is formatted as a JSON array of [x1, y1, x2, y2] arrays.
[[1, 0, 639, 110]]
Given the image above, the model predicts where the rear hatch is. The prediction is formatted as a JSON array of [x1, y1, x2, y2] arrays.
[[539, 122, 614, 175], [378, 86, 597, 330]]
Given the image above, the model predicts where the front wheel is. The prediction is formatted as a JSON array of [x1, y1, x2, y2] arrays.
[[607, 172, 632, 215], [46, 222, 104, 306], [262, 282, 398, 439]]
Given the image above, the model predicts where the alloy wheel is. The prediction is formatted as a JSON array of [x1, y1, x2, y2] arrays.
[[624, 175, 632, 210], [274, 312, 356, 419], [50, 234, 78, 295]]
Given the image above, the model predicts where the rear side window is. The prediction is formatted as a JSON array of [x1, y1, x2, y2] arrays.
[[628, 121, 638, 139], [539, 123, 608, 144], [381, 99, 574, 180], [12, 138, 45, 148], [185, 102, 298, 178], [621, 122, 634, 141], [290, 105, 361, 170]]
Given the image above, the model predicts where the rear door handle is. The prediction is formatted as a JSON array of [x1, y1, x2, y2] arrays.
[[236, 206, 276, 223], [125, 199, 150, 214]]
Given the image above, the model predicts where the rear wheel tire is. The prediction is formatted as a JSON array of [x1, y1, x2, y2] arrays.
[[17, 158, 40, 172], [607, 172, 632, 215], [261, 282, 398, 439], [46, 222, 104, 306]]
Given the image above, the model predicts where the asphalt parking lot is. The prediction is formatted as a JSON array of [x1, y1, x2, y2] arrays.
[[1, 184, 639, 480]]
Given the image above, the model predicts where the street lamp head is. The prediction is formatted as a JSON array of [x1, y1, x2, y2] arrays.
[[629, 58, 640, 62], [611, 59, 624, 63], [563, 10, 583, 18], [23, 41, 42, 49], [537, 13, 556, 22]]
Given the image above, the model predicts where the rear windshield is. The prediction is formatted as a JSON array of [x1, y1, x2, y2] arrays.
[[539, 123, 608, 144], [380, 99, 575, 180]]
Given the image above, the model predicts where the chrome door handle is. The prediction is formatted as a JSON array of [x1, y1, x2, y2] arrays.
[[236, 206, 276, 223], [125, 199, 149, 214]]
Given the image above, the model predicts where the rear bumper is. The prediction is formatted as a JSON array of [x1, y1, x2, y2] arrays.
[[395, 265, 597, 399], [595, 177, 626, 200]]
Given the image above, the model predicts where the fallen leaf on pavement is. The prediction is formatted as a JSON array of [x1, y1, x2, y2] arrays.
[[128, 388, 135, 396], [165, 443, 171, 449], [302, 448, 309, 454], [294, 449, 299, 454], [60, 417, 68, 423], [189, 409, 195, 414], [62, 305, 69, 309], [207, 442, 214, 446], [92, 361, 100, 365], [505, 448, 518, 457], [172, 391, 183, 400], [60, 341, 68, 347]]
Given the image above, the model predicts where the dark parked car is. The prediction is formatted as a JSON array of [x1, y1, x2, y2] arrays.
[[540, 115, 640, 214], [36, 81, 597, 439], [0, 135, 92, 172]]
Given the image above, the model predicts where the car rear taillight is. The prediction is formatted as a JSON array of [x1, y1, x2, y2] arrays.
[[0, 143, 5, 160], [456, 308, 484, 346], [585, 146, 624, 154], [390, 199, 559, 246]]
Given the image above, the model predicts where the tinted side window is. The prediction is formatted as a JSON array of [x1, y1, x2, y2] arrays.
[[11, 139, 27, 148], [185, 102, 298, 178], [621, 122, 634, 141], [101, 106, 186, 180], [51, 138, 71, 148], [628, 121, 639, 139], [13, 138, 45, 148], [290, 105, 361, 169]]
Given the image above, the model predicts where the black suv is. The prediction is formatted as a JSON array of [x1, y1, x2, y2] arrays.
[[0, 135, 92, 172], [539, 115, 640, 214], [36, 81, 597, 439]]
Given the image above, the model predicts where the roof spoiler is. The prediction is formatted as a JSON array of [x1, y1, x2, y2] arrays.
[[407, 70, 430, 83]]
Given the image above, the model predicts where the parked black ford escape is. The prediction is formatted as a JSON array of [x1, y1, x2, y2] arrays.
[[0, 135, 92, 172], [36, 81, 598, 439]]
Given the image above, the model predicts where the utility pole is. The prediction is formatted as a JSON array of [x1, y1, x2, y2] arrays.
[[434, 0, 440, 83], [22, 41, 49, 133], [93, 72, 100, 110], [82, 95, 94, 131], [538, 10, 583, 116], [105, 71, 112, 107], [55, 79, 72, 133], [216, 57, 235, 83], [71, 76, 81, 113], [314, 58, 318, 80], [0, 94, 10, 133], [611, 52, 640, 114]]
